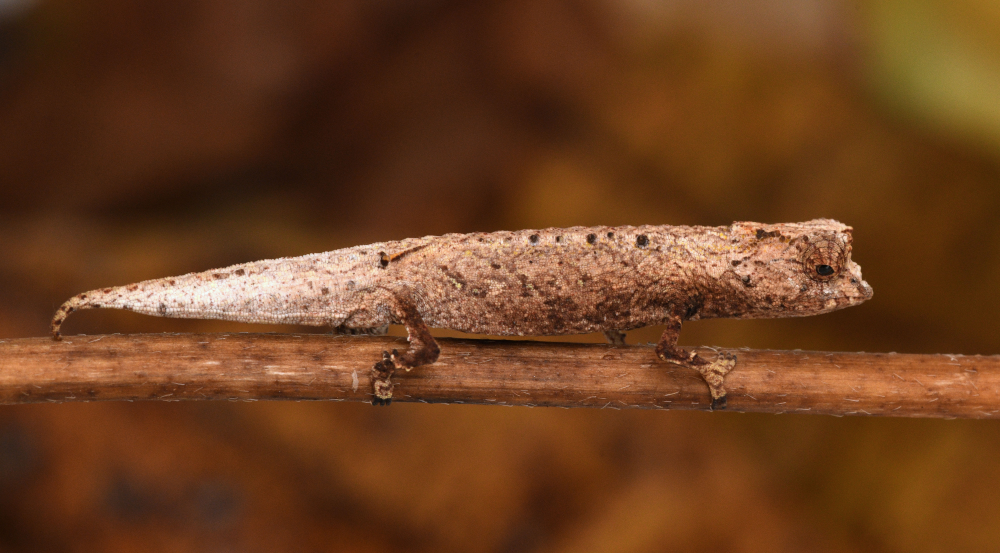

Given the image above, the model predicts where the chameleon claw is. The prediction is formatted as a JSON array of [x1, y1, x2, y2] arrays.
[[371, 351, 396, 406], [711, 394, 728, 411], [371, 381, 394, 406]]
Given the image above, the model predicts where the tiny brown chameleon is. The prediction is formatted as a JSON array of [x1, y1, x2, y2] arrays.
[[51, 219, 872, 408]]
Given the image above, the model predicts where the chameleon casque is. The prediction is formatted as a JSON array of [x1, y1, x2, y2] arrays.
[[51, 219, 872, 408]]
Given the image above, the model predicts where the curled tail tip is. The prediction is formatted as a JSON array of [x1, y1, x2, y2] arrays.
[[50, 310, 68, 340], [51, 295, 84, 340], [50, 312, 66, 340]]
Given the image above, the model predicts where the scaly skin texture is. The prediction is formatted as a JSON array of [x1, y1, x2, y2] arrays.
[[51, 219, 873, 408]]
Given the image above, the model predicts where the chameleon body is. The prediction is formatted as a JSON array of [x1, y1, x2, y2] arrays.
[[51, 219, 872, 408]]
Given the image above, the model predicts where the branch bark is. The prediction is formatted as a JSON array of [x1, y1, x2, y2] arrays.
[[0, 333, 996, 418]]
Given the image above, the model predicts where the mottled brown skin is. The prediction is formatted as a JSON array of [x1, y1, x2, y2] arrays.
[[51, 219, 873, 408]]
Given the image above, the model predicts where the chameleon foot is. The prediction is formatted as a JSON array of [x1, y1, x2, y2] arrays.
[[697, 351, 736, 410], [371, 352, 396, 406]]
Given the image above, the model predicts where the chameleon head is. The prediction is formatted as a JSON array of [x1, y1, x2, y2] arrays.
[[724, 219, 873, 318]]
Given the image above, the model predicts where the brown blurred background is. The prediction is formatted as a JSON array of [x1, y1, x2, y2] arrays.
[[1, 0, 999, 550]]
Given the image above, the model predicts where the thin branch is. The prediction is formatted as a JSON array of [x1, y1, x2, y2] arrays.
[[0, 334, 996, 418]]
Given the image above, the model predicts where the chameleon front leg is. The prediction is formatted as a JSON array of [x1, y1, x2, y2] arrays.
[[370, 293, 440, 406], [655, 317, 736, 410]]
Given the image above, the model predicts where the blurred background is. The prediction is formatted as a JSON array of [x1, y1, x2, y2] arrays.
[[1, 0, 999, 550]]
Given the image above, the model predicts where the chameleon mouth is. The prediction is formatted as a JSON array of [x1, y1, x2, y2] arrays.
[[840, 260, 872, 305], [857, 279, 873, 300], [834, 277, 872, 308], [813, 276, 871, 314]]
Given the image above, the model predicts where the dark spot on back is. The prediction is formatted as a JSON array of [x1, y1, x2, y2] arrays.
[[586, 233, 597, 244], [490, 262, 501, 270], [158, 303, 167, 315], [212, 273, 228, 280], [379, 252, 389, 268], [103, 288, 112, 293], [126, 285, 138, 291], [606, 232, 614, 239], [636, 235, 648, 248], [321, 287, 330, 295], [516, 274, 532, 297], [234, 269, 245, 276], [555, 236, 562, 243], [442, 267, 468, 290], [529, 234, 540, 245], [168, 280, 176, 286], [756, 229, 781, 240], [79, 294, 87, 300], [731, 260, 741, 267]]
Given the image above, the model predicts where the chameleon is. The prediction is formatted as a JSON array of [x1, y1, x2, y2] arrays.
[[51, 219, 872, 409]]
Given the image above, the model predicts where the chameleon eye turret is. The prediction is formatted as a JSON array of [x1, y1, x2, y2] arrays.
[[802, 237, 847, 281]]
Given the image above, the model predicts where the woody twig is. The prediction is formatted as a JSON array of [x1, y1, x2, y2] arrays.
[[0, 333, 995, 418]]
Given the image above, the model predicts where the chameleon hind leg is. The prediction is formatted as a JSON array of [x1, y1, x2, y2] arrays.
[[655, 318, 736, 410], [370, 293, 440, 406]]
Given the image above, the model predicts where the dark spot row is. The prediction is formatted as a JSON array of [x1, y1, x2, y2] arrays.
[[525, 232, 648, 248]]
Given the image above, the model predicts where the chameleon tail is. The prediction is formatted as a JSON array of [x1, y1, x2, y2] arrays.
[[50, 258, 341, 340], [51, 288, 116, 340]]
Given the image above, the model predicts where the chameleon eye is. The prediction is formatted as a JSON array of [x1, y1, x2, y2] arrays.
[[801, 239, 845, 281]]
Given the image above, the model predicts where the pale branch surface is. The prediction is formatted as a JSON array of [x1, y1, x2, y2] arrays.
[[0, 333, 995, 418]]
